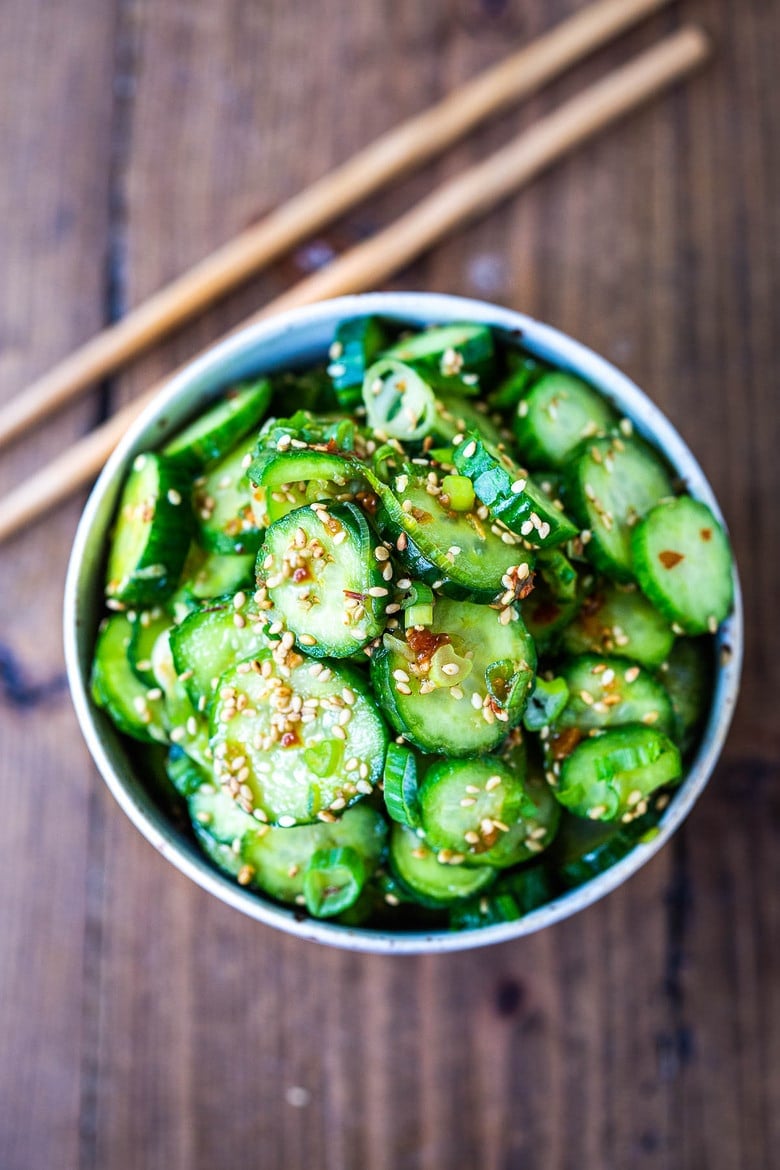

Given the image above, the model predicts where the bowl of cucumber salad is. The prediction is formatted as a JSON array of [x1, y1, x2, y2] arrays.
[[64, 293, 742, 953]]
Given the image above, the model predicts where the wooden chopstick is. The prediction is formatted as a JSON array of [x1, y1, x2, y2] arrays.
[[0, 0, 675, 452], [0, 27, 710, 546]]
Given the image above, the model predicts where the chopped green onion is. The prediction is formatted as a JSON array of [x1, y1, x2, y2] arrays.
[[441, 474, 476, 512], [303, 846, 367, 917], [402, 581, 435, 629], [485, 658, 529, 709], [303, 738, 344, 778]]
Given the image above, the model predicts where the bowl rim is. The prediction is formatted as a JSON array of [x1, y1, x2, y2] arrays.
[[64, 291, 743, 954]]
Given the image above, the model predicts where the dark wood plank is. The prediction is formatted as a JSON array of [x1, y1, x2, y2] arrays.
[[0, 4, 117, 1170], [0, 0, 778, 1168]]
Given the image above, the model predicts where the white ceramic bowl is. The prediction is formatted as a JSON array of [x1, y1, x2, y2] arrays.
[[64, 293, 743, 953]]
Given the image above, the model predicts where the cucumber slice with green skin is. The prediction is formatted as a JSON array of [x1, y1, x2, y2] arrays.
[[556, 725, 682, 823], [420, 752, 558, 868], [128, 608, 170, 687], [523, 675, 569, 730], [248, 447, 365, 529], [106, 452, 192, 607], [389, 822, 496, 906], [194, 440, 263, 556], [381, 322, 495, 395], [91, 614, 168, 744], [560, 581, 674, 669], [487, 353, 549, 410], [167, 746, 210, 798], [257, 502, 388, 658], [370, 596, 536, 757], [303, 846, 367, 917], [521, 578, 582, 654], [449, 863, 553, 930], [328, 316, 389, 408], [364, 465, 534, 602], [432, 395, 508, 449], [383, 742, 421, 827], [555, 655, 674, 737], [270, 368, 339, 415], [188, 782, 260, 879], [170, 590, 272, 712], [453, 431, 579, 549], [567, 434, 673, 582], [658, 637, 713, 754], [178, 547, 256, 603], [631, 497, 734, 635], [362, 359, 437, 441], [150, 628, 211, 767], [513, 373, 616, 468], [210, 652, 387, 825], [162, 378, 272, 471], [547, 806, 658, 889], [239, 802, 387, 905], [537, 548, 578, 601], [449, 890, 522, 930]]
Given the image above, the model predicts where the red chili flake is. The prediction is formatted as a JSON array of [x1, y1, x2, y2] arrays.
[[518, 573, 535, 600], [700, 528, 712, 541], [280, 731, 298, 748], [292, 567, 310, 583], [406, 627, 451, 668], [658, 550, 684, 569], [549, 727, 583, 761]]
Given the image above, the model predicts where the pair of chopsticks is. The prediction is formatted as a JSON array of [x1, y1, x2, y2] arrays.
[[0, 0, 709, 545]]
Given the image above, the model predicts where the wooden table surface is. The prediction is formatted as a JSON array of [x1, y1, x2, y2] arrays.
[[1, 1, 777, 1167]]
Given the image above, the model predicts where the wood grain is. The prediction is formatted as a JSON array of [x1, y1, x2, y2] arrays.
[[0, 1, 778, 1169]]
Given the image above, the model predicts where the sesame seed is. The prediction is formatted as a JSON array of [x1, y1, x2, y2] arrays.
[[642, 710, 659, 724], [485, 775, 502, 792], [510, 479, 527, 494], [579, 690, 594, 705], [368, 586, 389, 598], [278, 815, 297, 827], [396, 533, 408, 552], [460, 797, 476, 808], [299, 634, 317, 646], [374, 546, 390, 561], [396, 682, 412, 695], [450, 686, 464, 700], [393, 669, 410, 683], [588, 805, 607, 820], [462, 440, 477, 459], [624, 666, 640, 683]]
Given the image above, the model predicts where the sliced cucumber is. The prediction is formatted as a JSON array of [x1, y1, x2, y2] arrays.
[[556, 725, 682, 822], [193, 439, 263, 556], [174, 545, 256, 605], [514, 372, 616, 468], [453, 431, 579, 548], [210, 653, 387, 825], [382, 743, 421, 828], [556, 655, 674, 737], [91, 614, 168, 743], [170, 591, 272, 712], [381, 322, 495, 394], [249, 447, 364, 529], [258, 501, 387, 657], [167, 747, 210, 798], [487, 352, 548, 410], [658, 637, 713, 754], [370, 596, 536, 757], [419, 751, 557, 868], [432, 395, 507, 449], [631, 497, 734, 634], [106, 452, 192, 606], [128, 608, 170, 687], [365, 465, 533, 602], [560, 581, 674, 669], [520, 576, 582, 654], [328, 316, 389, 408], [163, 378, 271, 470], [567, 434, 673, 582], [149, 627, 211, 768], [303, 846, 367, 917], [549, 806, 660, 889], [389, 823, 496, 906], [239, 802, 387, 904], [523, 675, 569, 731]]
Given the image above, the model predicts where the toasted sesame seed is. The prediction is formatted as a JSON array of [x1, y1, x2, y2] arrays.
[[368, 586, 389, 598], [642, 710, 659, 724], [396, 682, 412, 695], [588, 805, 608, 820], [624, 666, 640, 683], [579, 689, 594, 705], [460, 797, 476, 808], [299, 633, 317, 646], [485, 775, 502, 792]]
